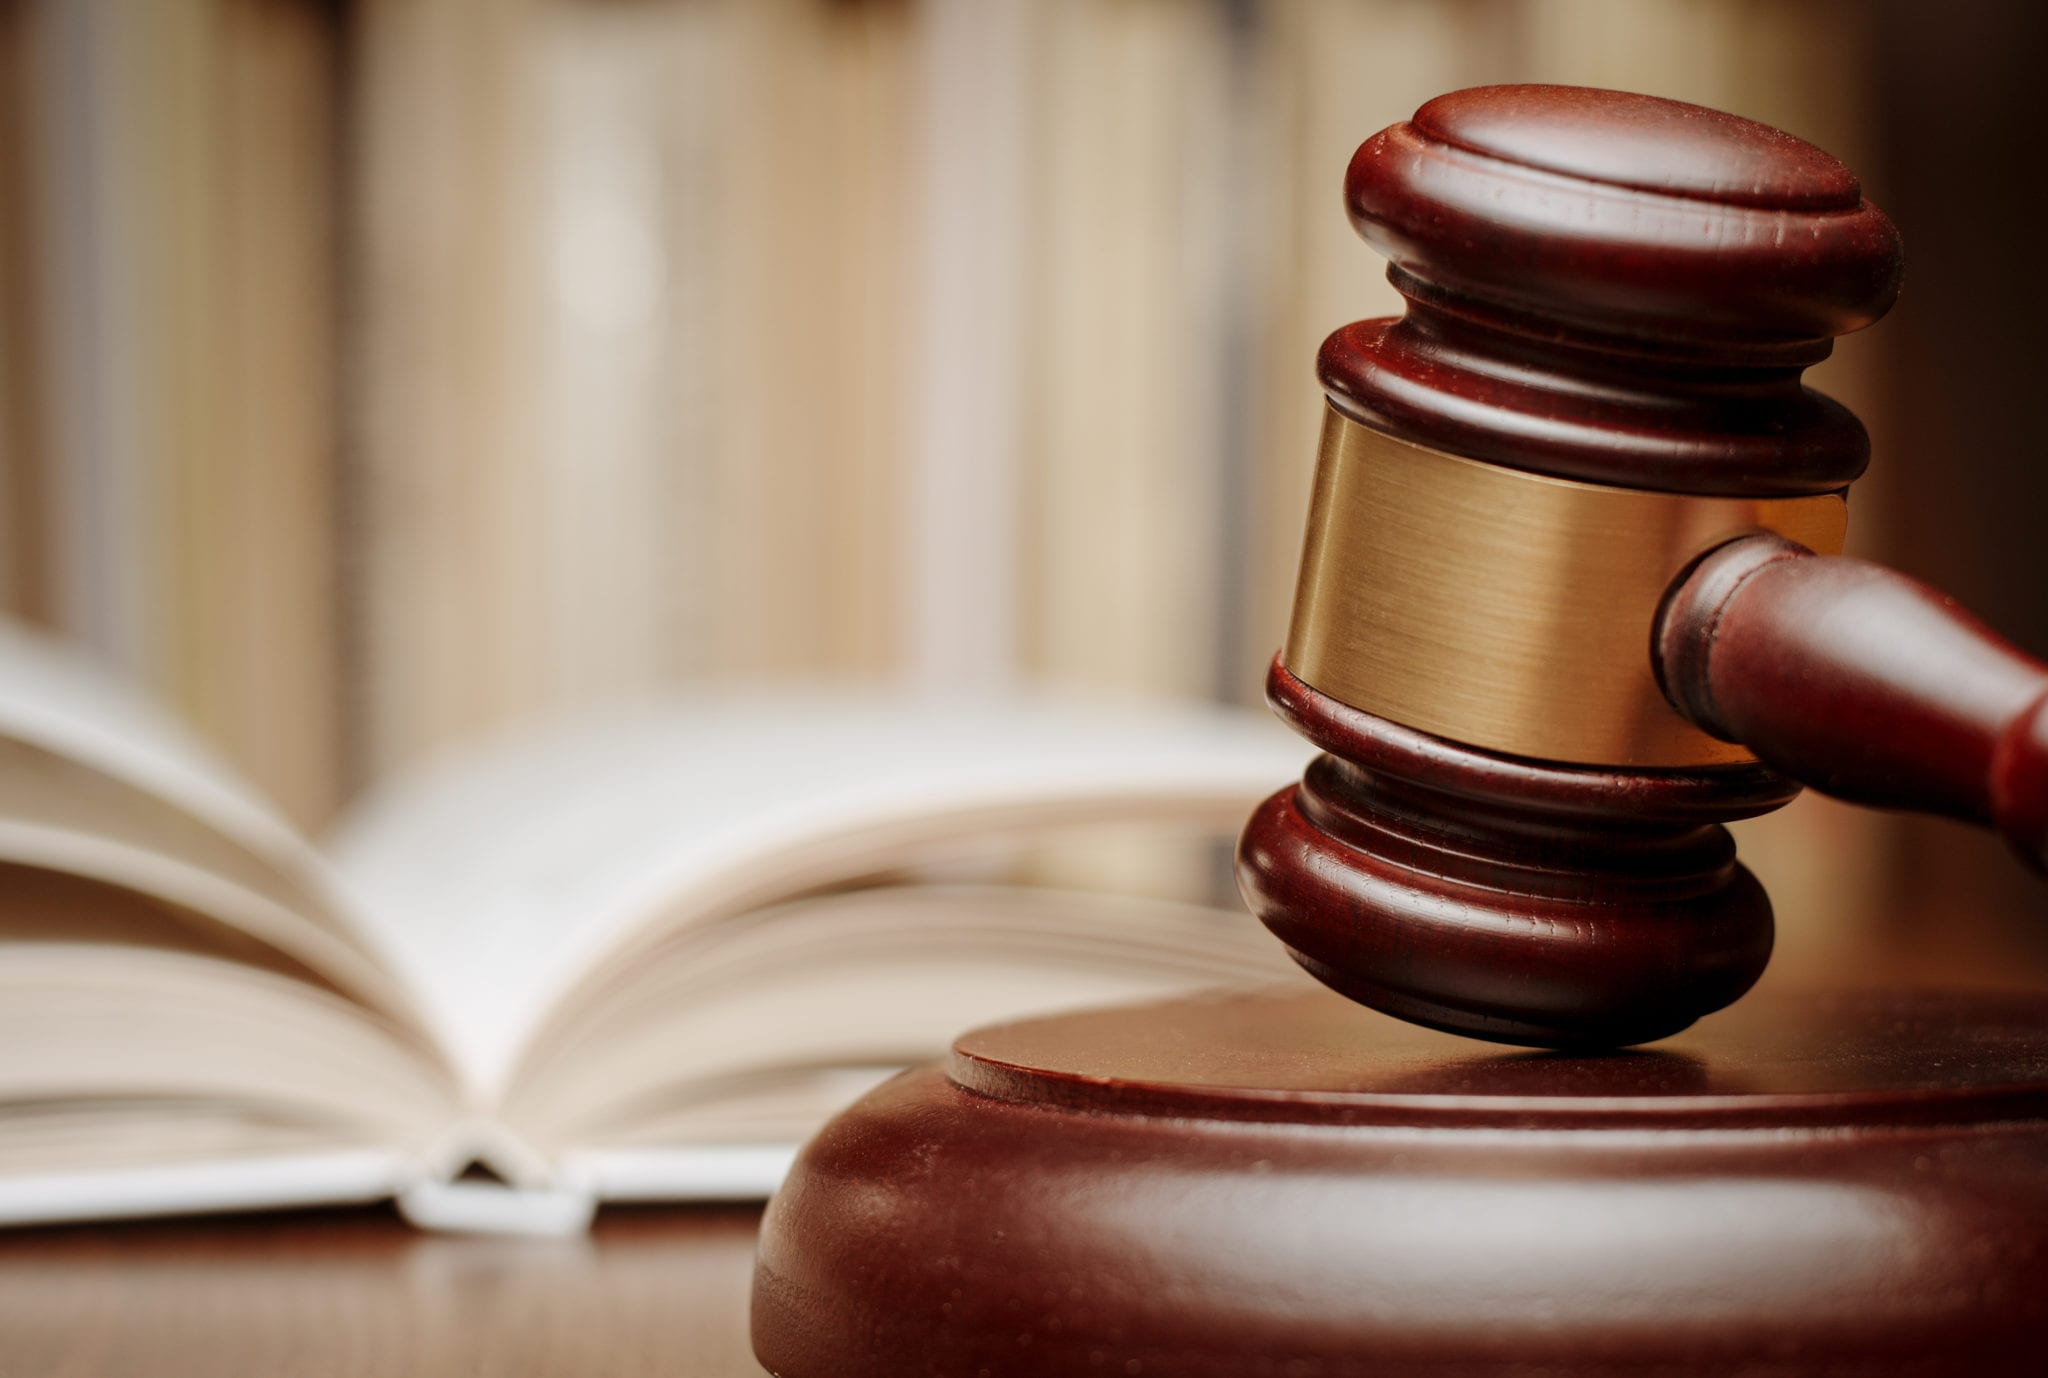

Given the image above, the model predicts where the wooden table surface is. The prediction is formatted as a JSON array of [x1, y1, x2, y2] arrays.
[[0, 1205, 771, 1376]]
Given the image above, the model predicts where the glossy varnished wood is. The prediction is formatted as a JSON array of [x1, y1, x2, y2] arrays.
[[1248, 84, 2048, 1046], [1241, 657, 1784, 1047], [1323, 84, 1900, 494], [753, 80, 2048, 1377], [1660, 533, 2048, 870], [0, 1206, 768, 1377], [754, 985, 2048, 1377], [1245, 86, 1909, 1045]]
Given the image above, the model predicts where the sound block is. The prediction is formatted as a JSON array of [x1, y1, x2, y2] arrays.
[[752, 985, 2048, 1376]]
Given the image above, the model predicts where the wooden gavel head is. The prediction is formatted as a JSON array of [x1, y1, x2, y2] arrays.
[[1238, 84, 2048, 1049]]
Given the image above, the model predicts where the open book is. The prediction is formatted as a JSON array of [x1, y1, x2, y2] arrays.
[[0, 623, 1307, 1233]]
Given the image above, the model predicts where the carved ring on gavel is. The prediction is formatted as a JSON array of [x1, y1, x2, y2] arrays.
[[1236, 85, 2048, 1050]]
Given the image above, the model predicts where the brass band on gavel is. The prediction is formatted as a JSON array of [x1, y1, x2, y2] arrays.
[[1282, 405, 1850, 769]]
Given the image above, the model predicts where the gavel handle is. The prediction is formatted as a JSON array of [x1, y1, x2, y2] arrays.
[[1657, 533, 2048, 871]]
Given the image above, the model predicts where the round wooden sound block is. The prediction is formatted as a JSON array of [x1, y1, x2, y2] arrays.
[[752, 985, 2048, 1376]]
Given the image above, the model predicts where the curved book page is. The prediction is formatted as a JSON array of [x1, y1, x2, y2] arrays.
[[504, 884, 1301, 1160], [326, 692, 1309, 1101], [0, 868, 459, 1226], [0, 623, 428, 1027], [0, 624, 327, 885]]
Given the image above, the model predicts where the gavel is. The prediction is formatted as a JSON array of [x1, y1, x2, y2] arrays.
[[753, 85, 2048, 1377], [1236, 83, 2048, 1049]]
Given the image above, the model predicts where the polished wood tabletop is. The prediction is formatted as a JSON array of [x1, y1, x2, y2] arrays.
[[0, 1205, 771, 1376]]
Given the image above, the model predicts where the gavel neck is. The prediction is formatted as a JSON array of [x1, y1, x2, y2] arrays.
[[1657, 533, 2048, 870]]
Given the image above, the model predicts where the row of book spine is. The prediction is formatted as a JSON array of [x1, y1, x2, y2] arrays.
[[0, 0, 1887, 954], [0, 0, 343, 826]]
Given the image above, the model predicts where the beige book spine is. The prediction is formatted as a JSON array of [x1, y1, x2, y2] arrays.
[[195, 0, 345, 827], [1, 0, 342, 827], [350, 0, 549, 779], [705, 0, 912, 680], [352, 0, 917, 778], [0, 3, 50, 626]]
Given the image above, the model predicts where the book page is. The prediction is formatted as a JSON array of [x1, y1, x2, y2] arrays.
[[0, 946, 452, 1145], [0, 871, 460, 1219], [0, 622, 423, 1024], [502, 883, 1299, 1152], [0, 622, 319, 879], [325, 691, 1308, 1099]]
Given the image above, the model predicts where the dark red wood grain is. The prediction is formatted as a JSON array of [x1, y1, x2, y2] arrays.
[[1247, 84, 2047, 1047], [1323, 84, 1901, 495], [752, 83, 2048, 1378], [1239, 658, 1782, 1048], [1242, 84, 1912, 1046], [753, 986, 2048, 1377], [1658, 533, 2048, 870]]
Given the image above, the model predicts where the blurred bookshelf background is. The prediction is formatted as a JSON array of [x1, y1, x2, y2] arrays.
[[0, 0, 2043, 979]]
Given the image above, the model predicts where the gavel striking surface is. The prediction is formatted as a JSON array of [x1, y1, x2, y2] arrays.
[[753, 984, 2048, 1376]]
